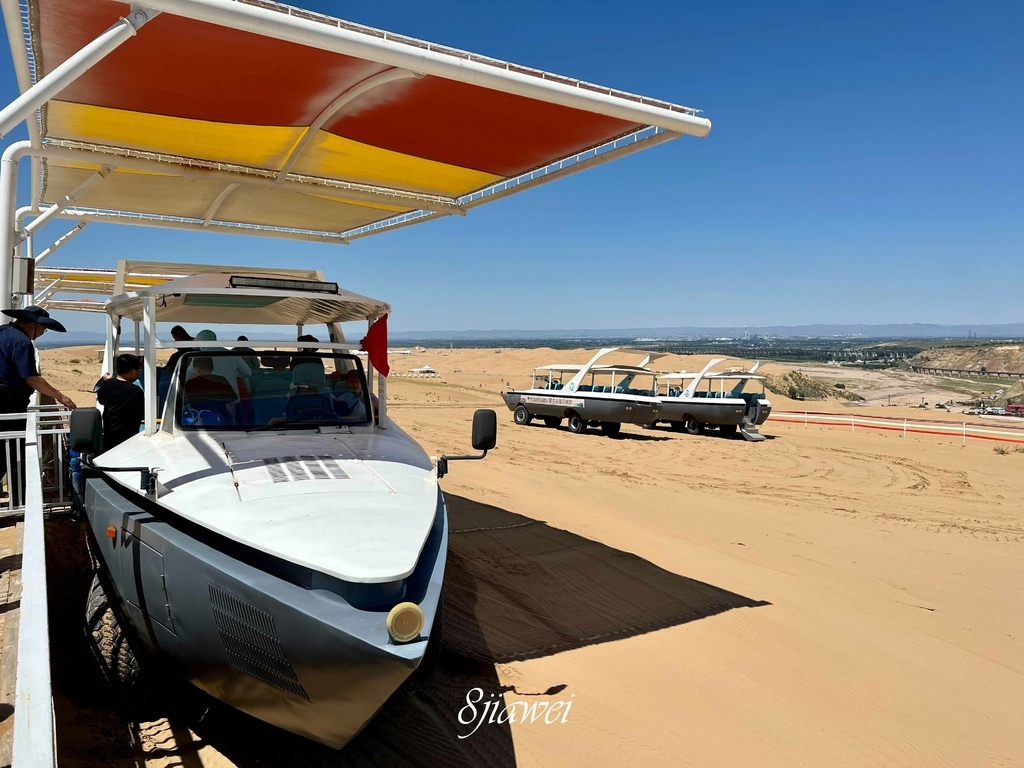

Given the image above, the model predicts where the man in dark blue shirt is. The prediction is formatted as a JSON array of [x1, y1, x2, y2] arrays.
[[0, 306, 76, 505]]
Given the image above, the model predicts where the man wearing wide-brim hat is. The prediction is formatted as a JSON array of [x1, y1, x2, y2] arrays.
[[0, 306, 77, 505]]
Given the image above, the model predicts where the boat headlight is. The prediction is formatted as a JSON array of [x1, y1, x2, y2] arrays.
[[386, 602, 424, 643]]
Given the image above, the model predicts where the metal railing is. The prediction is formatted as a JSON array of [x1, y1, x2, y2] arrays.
[[2, 404, 70, 768], [770, 410, 1024, 445], [0, 406, 72, 518]]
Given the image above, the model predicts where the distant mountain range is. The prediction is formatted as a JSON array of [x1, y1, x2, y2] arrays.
[[388, 323, 1024, 340], [35, 323, 1024, 348]]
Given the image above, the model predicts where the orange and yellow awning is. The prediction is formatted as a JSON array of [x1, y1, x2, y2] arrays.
[[13, 0, 710, 240]]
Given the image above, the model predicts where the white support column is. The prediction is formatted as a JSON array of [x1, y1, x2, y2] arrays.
[[378, 373, 388, 429], [0, 9, 158, 138], [0, 141, 30, 317], [134, 319, 141, 357], [365, 317, 374, 394], [103, 315, 116, 377], [143, 296, 157, 435]]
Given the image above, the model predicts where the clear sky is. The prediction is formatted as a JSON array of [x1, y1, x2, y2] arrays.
[[1, 0, 1021, 333]]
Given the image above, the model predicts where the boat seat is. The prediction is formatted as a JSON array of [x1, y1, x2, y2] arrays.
[[579, 385, 592, 392], [286, 391, 340, 423], [251, 376, 292, 424]]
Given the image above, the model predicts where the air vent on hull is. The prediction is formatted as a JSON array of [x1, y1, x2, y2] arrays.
[[209, 584, 310, 701], [263, 455, 350, 483]]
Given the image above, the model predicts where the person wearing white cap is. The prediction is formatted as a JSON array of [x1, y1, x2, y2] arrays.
[[0, 306, 77, 505]]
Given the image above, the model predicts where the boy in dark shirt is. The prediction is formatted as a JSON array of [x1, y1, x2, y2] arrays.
[[97, 354, 144, 451]]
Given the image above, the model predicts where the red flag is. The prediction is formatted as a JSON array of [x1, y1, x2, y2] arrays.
[[360, 314, 390, 377]]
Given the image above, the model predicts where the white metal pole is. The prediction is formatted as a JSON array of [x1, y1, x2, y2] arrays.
[[851, 415, 855, 433], [134, 319, 140, 357], [102, 315, 115, 376], [35, 222, 87, 264], [378, 373, 388, 429], [903, 419, 907, 438], [0, 141, 30, 316], [0, 10, 158, 138], [20, 167, 110, 238], [136, 0, 711, 137], [143, 297, 157, 434]]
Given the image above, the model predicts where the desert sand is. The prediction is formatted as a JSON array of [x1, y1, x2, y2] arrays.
[[35, 346, 1024, 767]]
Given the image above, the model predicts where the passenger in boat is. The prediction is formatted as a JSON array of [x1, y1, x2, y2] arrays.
[[235, 335, 260, 371], [96, 354, 144, 450], [290, 334, 324, 369], [0, 305, 76, 505], [334, 369, 367, 421], [163, 325, 194, 374], [183, 356, 238, 424], [188, 330, 251, 398]]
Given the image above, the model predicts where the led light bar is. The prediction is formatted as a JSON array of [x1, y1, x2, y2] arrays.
[[228, 275, 339, 293]]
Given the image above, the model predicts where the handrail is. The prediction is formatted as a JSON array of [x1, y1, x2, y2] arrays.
[[10, 407, 56, 767], [770, 410, 1024, 445]]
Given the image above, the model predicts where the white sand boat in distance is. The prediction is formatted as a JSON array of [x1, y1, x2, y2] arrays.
[[656, 359, 771, 441], [502, 348, 661, 436]]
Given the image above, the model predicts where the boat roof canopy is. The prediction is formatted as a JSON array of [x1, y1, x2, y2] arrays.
[[535, 363, 655, 376], [10, 0, 711, 243], [105, 269, 390, 324]]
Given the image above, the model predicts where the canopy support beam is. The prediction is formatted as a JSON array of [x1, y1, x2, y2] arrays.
[[275, 68, 423, 183], [20, 167, 110, 240], [0, 7, 158, 139], [202, 182, 241, 227], [41, 141, 465, 215], [35, 222, 87, 264]]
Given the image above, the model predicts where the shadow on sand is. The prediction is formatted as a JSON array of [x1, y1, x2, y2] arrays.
[[46, 497, 767, 767]]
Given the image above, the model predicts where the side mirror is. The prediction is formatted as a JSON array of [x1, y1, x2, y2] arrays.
[[471, 409, 497, 451], [69, 408, 103, 454], [437, 409, 498, 479]]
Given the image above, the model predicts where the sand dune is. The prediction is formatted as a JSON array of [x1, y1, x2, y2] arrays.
[[40, 346, 1024, 767]]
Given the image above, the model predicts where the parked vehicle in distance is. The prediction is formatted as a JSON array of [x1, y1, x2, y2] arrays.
[[501, 348, 661, 436]]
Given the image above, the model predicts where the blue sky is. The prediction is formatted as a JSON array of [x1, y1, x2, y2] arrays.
[[1, 0, 1022, 333]]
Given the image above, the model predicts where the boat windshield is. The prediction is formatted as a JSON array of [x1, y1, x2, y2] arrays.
[[171, 351, 373, 431]]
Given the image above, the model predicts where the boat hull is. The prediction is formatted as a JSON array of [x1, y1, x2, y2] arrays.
[[658, 396, 772, 427], [502, 390, 659, 426], [658, 397, 747, 426], [82, 470, 446, 749]]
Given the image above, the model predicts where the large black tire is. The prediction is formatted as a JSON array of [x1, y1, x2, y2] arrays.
[[720, 424, 738, 438], [514, 404, 532, 426], [567, 412, 586, 434], [600, 422, 621, 437], [542, 416, 562, 428], [85, 573, 146, 697], [684, 416, 703, 436]]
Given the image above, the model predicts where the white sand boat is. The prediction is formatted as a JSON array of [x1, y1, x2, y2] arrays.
[[656, 360, 771, 441], [502, 348, 661, 436], [70, 266, 498, 747]]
